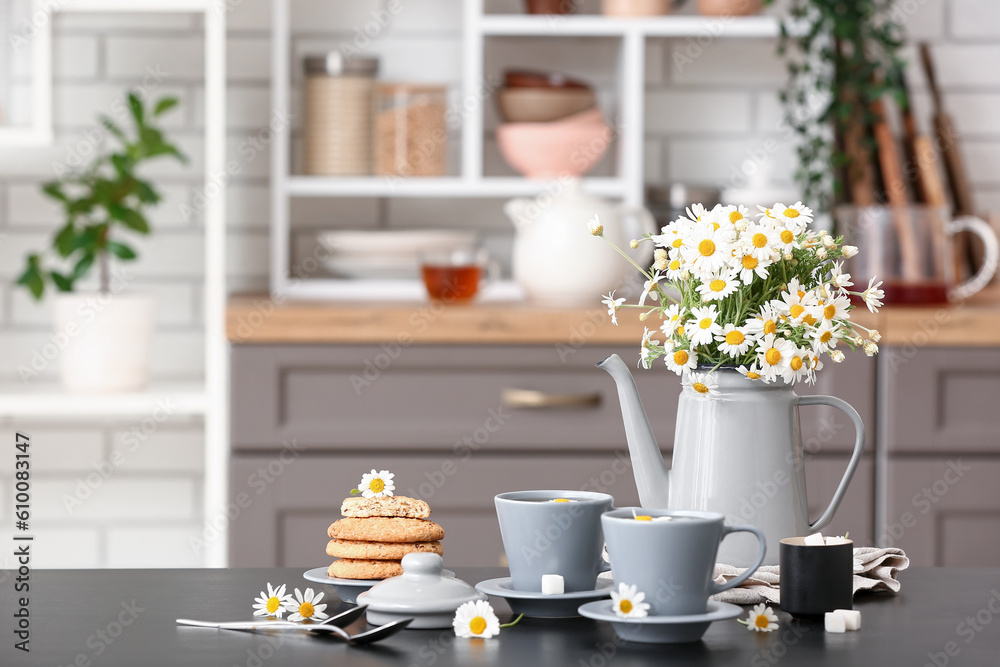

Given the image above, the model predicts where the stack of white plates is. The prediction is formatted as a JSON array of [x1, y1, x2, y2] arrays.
[[317, 230, 478, 280]]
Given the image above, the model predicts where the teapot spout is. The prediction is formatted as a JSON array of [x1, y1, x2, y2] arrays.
[[596, 354, 670, 509]]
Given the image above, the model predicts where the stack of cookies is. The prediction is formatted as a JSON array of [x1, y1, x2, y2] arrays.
[[327, 495, 445, 580]]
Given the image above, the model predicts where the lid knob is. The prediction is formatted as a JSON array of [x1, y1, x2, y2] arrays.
[[401, 552, 444, 576]]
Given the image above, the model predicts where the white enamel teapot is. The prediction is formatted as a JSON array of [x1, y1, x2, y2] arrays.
[[504, 179, 656, 305]]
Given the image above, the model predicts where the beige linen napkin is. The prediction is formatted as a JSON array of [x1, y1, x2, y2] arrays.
[[707, 546, 910, 605]]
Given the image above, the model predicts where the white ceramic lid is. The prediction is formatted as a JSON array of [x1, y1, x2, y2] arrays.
[[363, 553, 483, 614]]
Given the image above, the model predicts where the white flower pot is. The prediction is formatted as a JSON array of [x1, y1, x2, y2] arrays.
[[53, 293, 155, 393]]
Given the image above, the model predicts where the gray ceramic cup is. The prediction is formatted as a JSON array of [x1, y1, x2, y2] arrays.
[[602, 508, 767, 616], [495, 490, 614, 593]]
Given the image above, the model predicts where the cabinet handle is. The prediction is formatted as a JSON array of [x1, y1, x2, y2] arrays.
[[501, 388, 602, 409]]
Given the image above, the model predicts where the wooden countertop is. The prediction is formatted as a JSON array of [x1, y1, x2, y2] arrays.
[[227, 292, 1000, 346]]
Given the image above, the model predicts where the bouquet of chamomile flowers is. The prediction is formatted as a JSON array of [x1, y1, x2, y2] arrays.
[[593, 202, 884, 387]]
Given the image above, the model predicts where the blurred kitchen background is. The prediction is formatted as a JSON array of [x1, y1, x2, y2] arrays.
[[1, 0, 999, 570]]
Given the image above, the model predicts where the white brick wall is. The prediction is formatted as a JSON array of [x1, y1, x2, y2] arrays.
[[1, 0, 998, 569]]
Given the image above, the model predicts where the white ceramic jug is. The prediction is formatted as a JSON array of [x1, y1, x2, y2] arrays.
[[505, 179, 656, 306]]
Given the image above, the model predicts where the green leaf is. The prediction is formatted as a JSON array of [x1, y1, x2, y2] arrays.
[[111, 154, 133, 177], [72, 253, 95, 281], [349, 488, 361, 496], [54, 223, 78, 257], [16, 256, 45, 300], [100, 115, 127, 143], [133, 180, 161, 205], [128, 92, 144, 127], [42, 182, 68, 202], [153, 97, 179, 117], [117, 208, 150, 234], [50, 271, 74, 292], [105, 241, 137, 260]]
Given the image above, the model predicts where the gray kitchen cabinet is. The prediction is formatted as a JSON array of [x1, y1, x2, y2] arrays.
[[882, 346, 1000, 566], [229, 344, 878, 567]]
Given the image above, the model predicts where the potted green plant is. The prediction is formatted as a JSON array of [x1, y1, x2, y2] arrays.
[[767, 0, 906, 211], [15, 92, 185, 392]]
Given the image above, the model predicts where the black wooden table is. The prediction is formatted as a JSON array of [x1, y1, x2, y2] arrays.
[[4, 567, 1000, 666]]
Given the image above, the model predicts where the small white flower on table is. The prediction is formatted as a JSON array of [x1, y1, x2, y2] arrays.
[[453, 600, 501, 639], [740, 603, 779, 632], [611, 583, 650, 619], [252, 583, 293, 618], [286, 587, 328, 622], [357, 469, 395, 498]]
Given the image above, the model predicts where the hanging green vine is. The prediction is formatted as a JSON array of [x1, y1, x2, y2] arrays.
[[767, 0, 907, 210]]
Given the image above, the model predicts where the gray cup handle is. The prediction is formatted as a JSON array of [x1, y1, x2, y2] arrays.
[[708, 524, 767, 595]]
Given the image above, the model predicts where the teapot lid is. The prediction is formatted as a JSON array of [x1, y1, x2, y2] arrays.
[[362, 553, 483, 613]]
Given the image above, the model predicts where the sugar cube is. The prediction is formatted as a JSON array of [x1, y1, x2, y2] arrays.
[[835, 609, 861, 631], [541, 574, 564, 595], [824, 611, 846, 633], [804, 533, 825, 546]]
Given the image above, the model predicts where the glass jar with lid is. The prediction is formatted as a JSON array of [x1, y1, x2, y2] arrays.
[[303, 52, 379, 176], [374, 83, 448, 177]]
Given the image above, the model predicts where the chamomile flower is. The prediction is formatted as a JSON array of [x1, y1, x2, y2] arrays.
[[830, 261, 853, 290], [602, 290, 626, 326], [611, 583, 650, 619], [685, 203, 709, 223], [861, 276, 885, 313], [663, 250, 686, 279], [252, 583, 293, 619], [652, 248, 670, 272], [687, 305, 723, 346], [683, 371, 720, 398], [287, 588, 328, 623], [638, 271, 665, 307], [659, 304, 685, 338], [773, 201, 813, 230], [639, 327, 660, 370], [809, 319, 843, 353], [814, 293, 851, 323], [733, 249, 772, 285], [682, 224, 736, 277], [781, 345, 812, 385], [716, 323, 753, 357], [696, 270, 740, 301], [756, 332, 795, 381], [453, 600, 501, 639], [756, 204, 777, 221], [358, 469, 395, 498], [720, 204, 751, 227], [651, 223, 686, 251], [665, 347, 698, 375], [744, 304, 783, 338], [775, 278, 816, 323], [737, 362, 764, 381], [739, 603, 779, 632], [740, 221, 779, 262]]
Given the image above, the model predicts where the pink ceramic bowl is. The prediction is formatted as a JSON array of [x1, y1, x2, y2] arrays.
[[496, 109, 613, 179]]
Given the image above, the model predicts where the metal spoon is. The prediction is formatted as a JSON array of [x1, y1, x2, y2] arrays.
[[176, 604, 366, 632], [306, 617, 412, 645]]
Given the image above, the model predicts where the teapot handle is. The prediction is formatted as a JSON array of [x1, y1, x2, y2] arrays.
[[796, 395, 865, 533], [948, 215, 999, 301]]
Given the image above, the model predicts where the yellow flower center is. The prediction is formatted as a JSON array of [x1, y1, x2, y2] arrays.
[[824, 304, 836, 319], [747, 371, 761, 379], [266, 597, 281, 614], [619, 600, 633, 614], [725, 331, 745, 346], [755, 614, 770, 629], [789, 304, 805, 319], [783, 208, 800, 219], [742, 255, 759, 270], [709, 279, 727, 292], [672, 238, 683, 248], [669, 259, 681, 271], [797, 290, 805, 298], [553, 498, 570, 502], [790, 356, 803, 371], [699, 318, 712, 330], [676, 325, 685, 336], [369, 478, 385, 494], [673, 350, 689, 365], [820, 331, 833, 343], [692, 382, 710, 394], [729, 211, 744, 223], [711, 222, 720, 231], [470, 616, 487, 635], [299, 602, 315, 618], [765, 348, 781, 365], [634, 515, 652, 521], [803, 314, 817, 326], [698, 239, 716, 257], [752, 233, 768, 248], [764, 320, 777, 335], [780, 230, 794, 244]]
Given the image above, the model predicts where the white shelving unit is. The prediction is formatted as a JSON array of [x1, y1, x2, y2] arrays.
[[270, 0, 785, 300], [0, 0, 229, 568]]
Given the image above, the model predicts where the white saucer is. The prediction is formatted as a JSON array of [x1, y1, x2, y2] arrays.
[[577, 599, 743, 643], [303, 567, 455, 604], [475, 577, 613, 618]]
